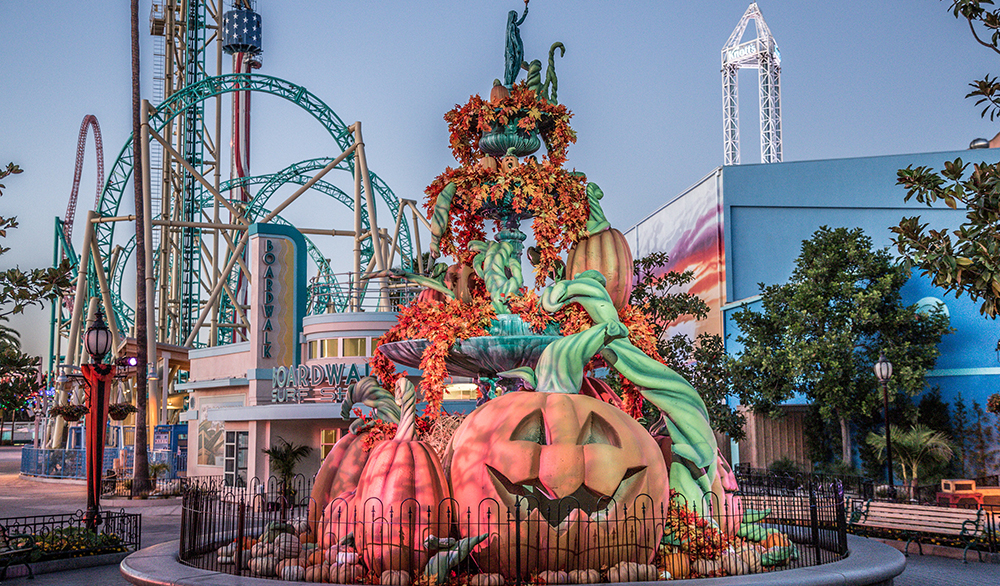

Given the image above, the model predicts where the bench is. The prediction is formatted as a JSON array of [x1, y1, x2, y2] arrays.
[[849, 500, 988, 562], [0, 524, 36, 581]]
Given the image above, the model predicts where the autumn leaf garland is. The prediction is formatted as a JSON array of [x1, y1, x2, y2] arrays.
[[444, 81, 577, 168]]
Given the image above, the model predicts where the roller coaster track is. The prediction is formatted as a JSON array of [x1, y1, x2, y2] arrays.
[[94, 73, 414, 336], [63, 115, 104, 243]]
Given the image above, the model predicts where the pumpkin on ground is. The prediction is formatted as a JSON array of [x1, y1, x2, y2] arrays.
[[445, 391, 668, 578], [355, 379, 454, 574]]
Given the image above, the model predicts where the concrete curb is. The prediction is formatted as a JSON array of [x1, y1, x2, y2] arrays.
[[2, 550, 131, 580], [121, 535, 905, 586]]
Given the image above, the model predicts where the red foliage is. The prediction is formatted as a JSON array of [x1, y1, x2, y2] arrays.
[[444, 82, 576, 168]]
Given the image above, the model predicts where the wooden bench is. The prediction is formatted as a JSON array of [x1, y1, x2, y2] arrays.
[[849, 500, 988, 562], [0, 524, 36, 581]]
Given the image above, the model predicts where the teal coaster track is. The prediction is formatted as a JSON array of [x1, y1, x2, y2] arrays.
[[90, 73, 413, 345]]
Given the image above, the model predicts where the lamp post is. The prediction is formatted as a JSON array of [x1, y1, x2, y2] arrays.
[[82, 310, 115, 530], [873, 352, 896, 500]]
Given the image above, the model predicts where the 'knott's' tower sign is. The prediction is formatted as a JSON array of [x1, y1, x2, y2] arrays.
[[248, 224, 306, 405]]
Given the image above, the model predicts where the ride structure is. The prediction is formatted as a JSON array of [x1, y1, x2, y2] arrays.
[[722, 2, 783, 166], [47, 0, 422, 445]]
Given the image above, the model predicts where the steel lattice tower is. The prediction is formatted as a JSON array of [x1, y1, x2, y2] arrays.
[[722, 3, 782, 166]]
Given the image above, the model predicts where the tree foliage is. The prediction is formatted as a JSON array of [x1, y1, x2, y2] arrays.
[[0, 163, 72, 318], [866, 423, 955, 499], [629, 252, 746, 441], [731, 227, 952, 442], [891, 1, 1000, 318]]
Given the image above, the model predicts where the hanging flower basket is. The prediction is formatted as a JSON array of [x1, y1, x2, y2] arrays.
[[108, 403, 138, 421], [49, 404, 89, 422]]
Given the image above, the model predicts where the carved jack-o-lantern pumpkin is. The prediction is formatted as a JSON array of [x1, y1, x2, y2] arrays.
[[501, 153, 519, 174], [445, 392, 668, 578]]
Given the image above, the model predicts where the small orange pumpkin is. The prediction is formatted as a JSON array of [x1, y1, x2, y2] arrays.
[[490, 82, 510, 105], [355, 379, 454, 574], [661, 552, 691, 579], [564, 227, 633, 310], [480, 155, 498, 172]]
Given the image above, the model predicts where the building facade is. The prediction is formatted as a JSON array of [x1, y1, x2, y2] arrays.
[[625, 149, 1000, 470]]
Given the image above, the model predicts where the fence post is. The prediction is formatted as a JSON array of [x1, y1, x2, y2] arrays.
[[514, 497, 522, 586], [809, 479, 821, 557], [834, 480, 848, 556], [235, 498, 246, 573]]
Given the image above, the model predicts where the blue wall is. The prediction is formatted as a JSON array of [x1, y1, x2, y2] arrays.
[[718, 149, 1000, 410]]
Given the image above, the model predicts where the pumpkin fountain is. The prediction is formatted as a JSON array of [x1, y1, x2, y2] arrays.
[[273, 4, 798, 583]]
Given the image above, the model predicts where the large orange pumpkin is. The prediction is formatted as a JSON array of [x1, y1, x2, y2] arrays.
[[445, 391, 668, 578], [564, 228, 633, 310], [309, 431, 372, 546], [355, 380, 454, 574]]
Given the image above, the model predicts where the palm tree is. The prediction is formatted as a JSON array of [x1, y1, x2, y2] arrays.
[[262, 437, 313, 514], [129, 0, 152, 497], [867, 423, 954, 500]]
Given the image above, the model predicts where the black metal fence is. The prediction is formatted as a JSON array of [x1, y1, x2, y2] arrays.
[[0, 509, 141, 561], [179, 474, 848, 582]]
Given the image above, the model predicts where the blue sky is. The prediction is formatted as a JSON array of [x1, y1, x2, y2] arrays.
[[1, 0, 997, 357]]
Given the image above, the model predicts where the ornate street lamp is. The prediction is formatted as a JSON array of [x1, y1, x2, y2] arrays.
[[82, 310, 116, 529], [873, 352, 896, 500]]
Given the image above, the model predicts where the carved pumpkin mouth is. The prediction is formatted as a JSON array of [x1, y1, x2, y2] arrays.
[[486, 464, 647, 527]]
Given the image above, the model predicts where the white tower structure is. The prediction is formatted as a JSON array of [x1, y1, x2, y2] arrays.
[[722, 3, 782, 165]]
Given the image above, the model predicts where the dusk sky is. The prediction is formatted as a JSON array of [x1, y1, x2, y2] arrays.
[[1, 0, 998, 358]]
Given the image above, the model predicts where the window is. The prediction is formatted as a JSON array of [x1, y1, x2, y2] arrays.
[[343, 338, 367, 357], [323, 339, 338, 358], [224, 431, 249, 487], [320, 428, 343, 459], [308, 341, 319, 359]]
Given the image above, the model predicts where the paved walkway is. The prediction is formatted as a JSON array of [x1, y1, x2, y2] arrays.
[[1, 446, 178, 585], [2, 446, 997, 585]]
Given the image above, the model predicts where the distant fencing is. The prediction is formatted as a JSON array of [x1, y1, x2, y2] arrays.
[[20, 446, 186, 481]]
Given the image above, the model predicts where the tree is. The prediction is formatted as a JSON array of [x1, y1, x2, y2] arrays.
[[130, 0, 152, 497], [262, 436, 312, 514], [732, 226, 952, 463], [0, 163, 72, 318], [891, 1, 1000, 318], [629, 252, 747, 441], [0, 344, 38, 446], [969, 402, 998, 477], [951, 392, 972, 477], [866, 423, 954, 500]]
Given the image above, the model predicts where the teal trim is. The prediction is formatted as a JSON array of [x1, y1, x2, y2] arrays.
[[248, 223, 307, 365], [924, 367, 1000, 377]]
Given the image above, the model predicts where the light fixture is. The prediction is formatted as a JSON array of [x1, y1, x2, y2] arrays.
[[873, 352, 893, 383], [84, 310, 113, 363]]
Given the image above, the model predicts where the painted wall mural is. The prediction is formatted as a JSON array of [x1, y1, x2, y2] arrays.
[[625, 172, 726, 340]]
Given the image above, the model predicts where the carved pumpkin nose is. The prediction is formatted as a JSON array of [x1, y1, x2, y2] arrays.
[[538, 444, 585, 498]]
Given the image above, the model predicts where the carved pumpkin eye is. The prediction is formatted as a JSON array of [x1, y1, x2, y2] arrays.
[[577, 412, 622, 448], [511, 409, 548, 445]]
